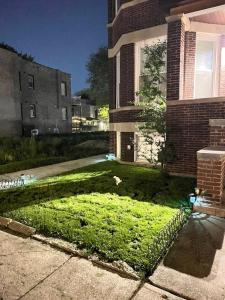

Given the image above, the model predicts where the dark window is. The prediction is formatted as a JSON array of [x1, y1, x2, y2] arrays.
[[62, 107, 68, 120], [28, 75, 35, 89], [19, 72, 22, 91], [30, 104, 36, 118], [61, 81, 67, 96]]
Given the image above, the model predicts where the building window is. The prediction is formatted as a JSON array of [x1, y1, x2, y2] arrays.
[[28, 75, 35, 89], [135, 37, 167, 103], [194, 34, 220, 99], [115, 0, 119, 15], [61, 81, 67, 96], [116, 51, 120, 108], [62, 107, 68, 120], [30, 104, 36, 118]]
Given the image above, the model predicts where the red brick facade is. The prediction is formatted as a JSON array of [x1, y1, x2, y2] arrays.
[[108, 0, 225, 185], [167, 20, 185, 101], [109, 131, 117, 155], [108, 0, 166, 48], [120, 44, 135, 107], [183, 31, 196, 99], [167, 100, 225, 176], [109, 57, 116, 110], [110, 109, 142, 123], [210, 121, 225, 147], [197, 157, 225, 203]]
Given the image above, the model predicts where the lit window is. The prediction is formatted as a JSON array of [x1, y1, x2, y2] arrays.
[[30, 104, 36, 118], [137, 37, 167, 101], [62, 107, 68, 120], [195, 39, 216, 98], [28, 75, 34, 89], [61, 82, 67, 96]]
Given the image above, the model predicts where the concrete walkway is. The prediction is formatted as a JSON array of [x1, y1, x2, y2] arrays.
[[0, 155, 106, 180], [150, 213, 225, 300], [0, 229, 182, 300]]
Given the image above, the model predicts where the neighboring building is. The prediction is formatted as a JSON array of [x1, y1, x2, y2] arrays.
[[72, 96, 108, 131], [108, 0, 225, 204], [72, 96, 98, 131], [0, 46, 72, 136]]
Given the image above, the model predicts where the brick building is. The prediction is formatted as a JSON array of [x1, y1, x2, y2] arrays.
[[108, 0, 225, 204], [0, 46, 72, 136]]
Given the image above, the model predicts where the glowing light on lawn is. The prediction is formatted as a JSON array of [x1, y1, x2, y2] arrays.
[[113, 176, 122, 186]]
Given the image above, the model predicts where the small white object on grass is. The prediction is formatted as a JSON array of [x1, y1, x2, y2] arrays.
[[113, 176, 122, 186]]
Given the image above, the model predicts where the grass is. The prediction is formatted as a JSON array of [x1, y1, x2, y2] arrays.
[[0, 161, 195, 276]]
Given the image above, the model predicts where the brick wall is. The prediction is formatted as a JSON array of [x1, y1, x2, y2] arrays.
[[121, 132, 134, 161], [110, 109, 142, 123], [197, 157, 225, 203], [183, 32, 196, 99], [167, 101, 225, 176], [108, 0, 166, 48], [109, 57, 116, 109], [210, 121, 225, 147], [120, 44, 135, 107], [167, 20, 185, 101], [109, 131, 117, 155]]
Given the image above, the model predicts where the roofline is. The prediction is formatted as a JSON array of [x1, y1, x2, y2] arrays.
[[164, 0, 225, 16], [0, 46, 71, 77]]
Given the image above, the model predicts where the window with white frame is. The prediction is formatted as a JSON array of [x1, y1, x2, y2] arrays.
[[115, 0, 119, 15], [194, 34, 220, 99], [62, 107, 68, 120], [61, 81, 67, 96], [116, 51, 120, 108], [135, 37, 167, 103]]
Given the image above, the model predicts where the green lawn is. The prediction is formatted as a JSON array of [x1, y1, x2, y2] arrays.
[[0, 162, 195, 276]]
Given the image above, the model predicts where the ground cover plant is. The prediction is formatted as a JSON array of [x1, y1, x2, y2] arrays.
[[0, 162, 195, 276], [0, 132, 108, 174]]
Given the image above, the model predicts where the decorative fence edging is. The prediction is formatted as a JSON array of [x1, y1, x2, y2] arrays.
[[0, 178, 25, 190], [147, 207, 191, 275]]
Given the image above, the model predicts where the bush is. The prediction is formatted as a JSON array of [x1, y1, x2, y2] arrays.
[[0, 132, 109, 173], [0, 132, 109, 164]]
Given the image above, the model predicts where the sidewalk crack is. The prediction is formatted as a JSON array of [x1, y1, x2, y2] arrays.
[[17, 255, 73, 300]]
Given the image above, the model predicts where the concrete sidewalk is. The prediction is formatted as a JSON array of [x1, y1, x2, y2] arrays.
[[150, 213, 225, 300], [0, 229, 182, 300], [0, 155, 106, 180]]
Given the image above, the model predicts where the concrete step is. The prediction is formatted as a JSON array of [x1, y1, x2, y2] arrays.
[[194, 198, 225, 218]]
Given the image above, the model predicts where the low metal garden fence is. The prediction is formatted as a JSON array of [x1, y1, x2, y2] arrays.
[[0, 178, 25, 190], [147, 207, 191, 275]]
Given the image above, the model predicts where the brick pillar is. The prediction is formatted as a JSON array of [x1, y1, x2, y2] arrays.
[[183, 31, 196, 99], [167, 19, 185, 100], [120, 44, 135, 107], [109, 131, 117, 155], [121, 132, 134, 162], [219, 36, 225, 96], [197, 148, 225, 203]]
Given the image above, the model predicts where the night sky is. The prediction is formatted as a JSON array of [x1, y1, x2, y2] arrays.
[[0, 0, 107, 94]]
